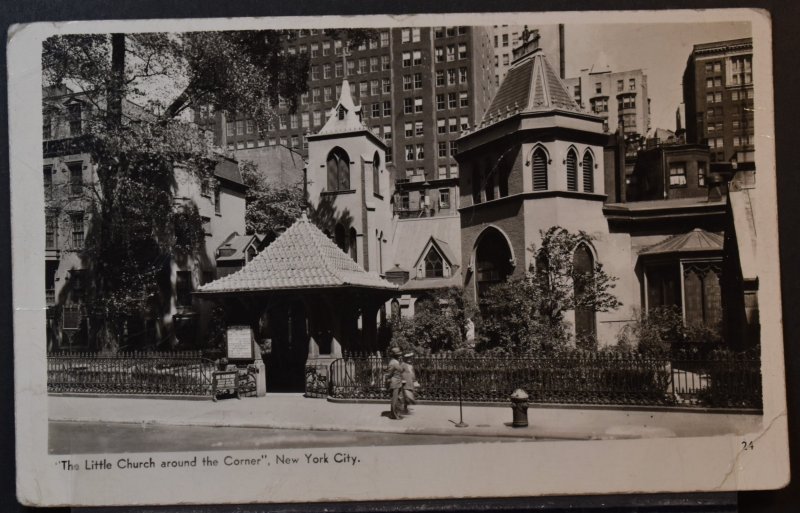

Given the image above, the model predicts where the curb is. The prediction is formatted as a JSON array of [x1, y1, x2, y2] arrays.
[[50, 417, 599, 441]]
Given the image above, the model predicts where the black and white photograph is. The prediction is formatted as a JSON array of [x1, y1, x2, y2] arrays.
[[8, 8, 789, 507]]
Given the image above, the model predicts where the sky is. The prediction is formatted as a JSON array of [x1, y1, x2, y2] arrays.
[[533, 22, 752, 131]]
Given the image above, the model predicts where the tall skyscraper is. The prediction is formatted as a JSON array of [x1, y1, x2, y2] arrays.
[[682, 38, 754, 163], [196, 26, 497, 184]]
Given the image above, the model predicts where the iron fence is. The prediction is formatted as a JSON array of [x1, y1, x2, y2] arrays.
[[327, 351, 762, 409], [47, 351, 216, 396]]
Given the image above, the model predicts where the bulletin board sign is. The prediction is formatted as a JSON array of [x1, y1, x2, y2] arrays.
[[225, 325, 254, 360], [211, 371, 239, 402]]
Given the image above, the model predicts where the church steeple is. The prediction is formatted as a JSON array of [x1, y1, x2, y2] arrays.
[[317, 79, 366, 136]]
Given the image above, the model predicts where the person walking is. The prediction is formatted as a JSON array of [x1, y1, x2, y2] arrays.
[[400, 352, 418, 414], [384, 347, 404, 420]]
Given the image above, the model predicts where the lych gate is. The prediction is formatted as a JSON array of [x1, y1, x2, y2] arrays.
[[195, 213, 398, 392]]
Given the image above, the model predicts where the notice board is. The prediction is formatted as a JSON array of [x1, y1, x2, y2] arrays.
[[226, 325, 254, 360]]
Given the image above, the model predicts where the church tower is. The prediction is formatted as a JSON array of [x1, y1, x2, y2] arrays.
[[456, 29, 615, 341], [307, 80, 393, 275]]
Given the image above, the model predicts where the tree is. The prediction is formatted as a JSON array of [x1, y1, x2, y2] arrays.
[[390, 288, 477, 354], [43, 29, 374, 350], [239, 160, 305, 244], [478, 227, 621, 354]]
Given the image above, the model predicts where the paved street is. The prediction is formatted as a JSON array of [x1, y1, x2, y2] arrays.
[[49, 420, 538, 454]]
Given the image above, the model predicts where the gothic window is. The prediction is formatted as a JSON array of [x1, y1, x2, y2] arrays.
[[372, 152, 381, 196], [573, 244, 596, 339], [334, 223, 347, 253], [532, 147, 548, 191], [349, 228, 358, 262], [475, 227, 513, 299], [424, 248, 444, 278], [582, 151, 594, 193], [683, 262, 722, 328], [484, 158, 495, 201], [566, 148, 578, 191], [326, 148, 351, 191]]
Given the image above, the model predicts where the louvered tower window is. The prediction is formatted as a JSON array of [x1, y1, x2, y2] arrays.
[[532, 148, 548, 191], [566, 149, 578, 192], [582, 152, 594, 193]]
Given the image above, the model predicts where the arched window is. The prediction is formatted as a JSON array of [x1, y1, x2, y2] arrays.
[[424, 248, 444, 278], [484, 157, 495, 201], [334, 223, 347, 253], [532, 147, 548, 191], [349, 228, 358, 262], [573, 243, 596, 339], [582, 151, 594, 193], [372, 152, 381, 196], [566, 148, 578, 191], [326, 148, 350, 191], [498, 156, 510, 198], [471, 166, 482, 204]]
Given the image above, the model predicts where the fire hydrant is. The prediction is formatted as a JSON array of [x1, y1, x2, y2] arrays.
[[510, 389, 529, 427]]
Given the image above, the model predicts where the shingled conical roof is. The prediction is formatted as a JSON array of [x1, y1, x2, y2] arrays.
[[639, 228, 723, 256], [482, 46, 581, 125], [197, 213, 397, 293]]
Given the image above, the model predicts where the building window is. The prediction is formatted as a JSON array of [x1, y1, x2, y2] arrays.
[[460, 116, 469, 131], [415, 121, 424, 137], [566, 149, 578, 191], [412, 27, 421, 42], [582, 151, 594, 193], [46, 214, 57, 249], [414, 73, 422, 89], [405, 122, 414, 137], [698, 163, 706, 187], [413, 50, 422, 66], [383, 101, 391, 117], [403, 75, 413, 91], [400, 192, 410, 210], [380, 31, 389, 47], [416, 144, 425, 160], [532, 148, 548, 191], [405, 145, 415, 162], [68, 162, 82, 196], [435, 47, 444, 63], [401, 28, 411, 43], [449, 117, 458, 133], [311, 43, 319, 57], [404, 98, 413, 114], [447, 45, 455, 62], [447, 69, 457, 85], [439, 188, 450, 207], [70, 212, 84, 249], [436, 94, 445, 110], [371, 79, 380, 96], [458, 44, 467, 59], [573, 244, 597, 339], [437, 119, 446, 134], [449, 141, 458, 157], [43, 166, 53, 201], [669, 163, 687, 187], [414, 97, 423, 113], [617, 79, 624, 92], [424, 248, 444, 278], [459, 91, 469, 107], [629, 78, 636, 90], [438, 142, 447, 158], [372, 103, 380, 118], [402, 52, 412, 67], [67, 103, 82, 136], [373, 152, 381, 196], [327, 148, 351, 191], [176, 271, 193, 307], [595, 82, 602, 94], [448, 93, 457, 109]]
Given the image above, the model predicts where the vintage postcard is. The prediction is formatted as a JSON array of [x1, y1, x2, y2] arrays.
[[8, 8, 788, 507]]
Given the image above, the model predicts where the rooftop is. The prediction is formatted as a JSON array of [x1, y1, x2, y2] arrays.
[[197, 213, 397, 294], [639, 228, 723, 256]]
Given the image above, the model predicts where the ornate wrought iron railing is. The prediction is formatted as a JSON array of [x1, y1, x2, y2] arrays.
[[327, 351, 762, 409], [47, 351, 216, 396]]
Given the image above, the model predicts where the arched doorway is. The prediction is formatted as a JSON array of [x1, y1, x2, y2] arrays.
[[474, 227, 514, 299]]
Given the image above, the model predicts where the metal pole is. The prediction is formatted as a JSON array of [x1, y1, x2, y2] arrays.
[[455, 372, 468, 428]]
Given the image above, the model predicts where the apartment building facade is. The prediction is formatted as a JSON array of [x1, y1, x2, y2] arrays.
[[682, 38, 754, 163], [195, 26, 496, 188], [564, 64, 650, 137]]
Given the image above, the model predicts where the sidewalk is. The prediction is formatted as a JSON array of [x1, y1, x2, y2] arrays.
[[48, 394, 763, 440]]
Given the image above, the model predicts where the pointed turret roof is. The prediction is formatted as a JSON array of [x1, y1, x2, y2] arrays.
[[639, 228, 723, 256], [482, 45, 581, 125], [317, 79, 367, 136], [197, 213, 397, 293]]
